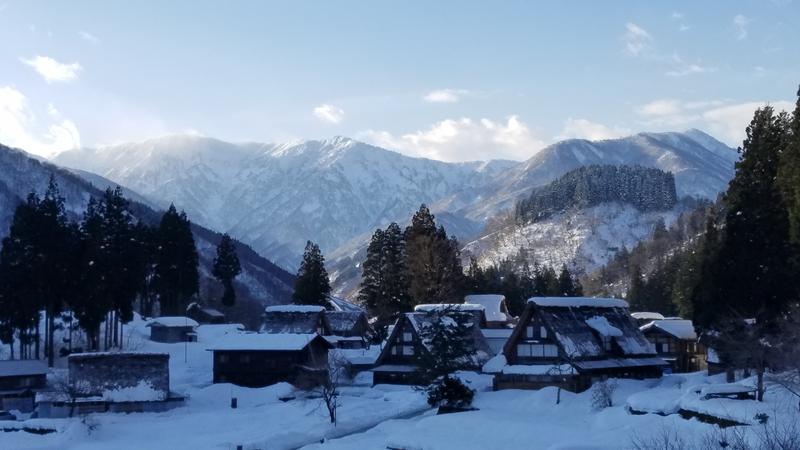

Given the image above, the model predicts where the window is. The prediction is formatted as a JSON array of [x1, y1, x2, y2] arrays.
[[525, 326, 535, 338], [540, 326, 548, 339], [517, 343, 558, 358], [660, 343, 669, 353], [402, 345, 414, 356], [218, 354, 229, 363], [602, 337, 613, 351], [403, 332, 413, 342]]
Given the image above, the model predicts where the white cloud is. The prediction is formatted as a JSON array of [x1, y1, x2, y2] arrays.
[[671, 12, 684, 20], [313, 104, 345, 124], [703, 101, 794, 146], [423, 89, 468, 103], [665, 63, 712, 77], [623, 22, 652, 56], [0, 86, 81, 158], [78, 30, 101, 45], [733, 14, 750, 40], [20, 55, 82, 83], [557, 118, 629, 141], [358, 115, 545, 162], [636, 98, 794, 146]]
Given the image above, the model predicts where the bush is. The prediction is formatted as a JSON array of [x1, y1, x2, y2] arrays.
[[427, 375, 475, 409], [591, 379, 617, 411]]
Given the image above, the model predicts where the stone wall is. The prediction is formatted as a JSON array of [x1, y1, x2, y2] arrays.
[[68, 353, 170, 397]]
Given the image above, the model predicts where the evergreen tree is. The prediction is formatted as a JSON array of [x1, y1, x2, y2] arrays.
[[405, 205, 464, 305], [358, 228, 386, 314], [778, 86, 800, 245], [154, 205, 199, 316], [557, 265, 580, 296], [292, 241, 331, 307], [627, 265, 646, 311], [212, 234, 242, 307], [714, 107, 795, 326]]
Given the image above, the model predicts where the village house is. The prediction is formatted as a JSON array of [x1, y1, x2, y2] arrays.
[[146, 316, 199, 343], [186, 302, 226, 324], [324, 311, 371, 349], [0, 359, 48, 413], [207, 333, 332, 388], [640, 319, 706, 373], [261, 305, 328, 334], [371, 304, 492, 385], [465, 294, 516, 356], [36, 352, 184, 418], [486, 297, 666, 392]]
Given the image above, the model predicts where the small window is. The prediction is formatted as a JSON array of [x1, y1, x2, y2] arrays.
[[403, 332, 412, 342], [402, 345, 414, 356], [602, 337, 613, 351], [660, 343, 669, 353], [540, 326, 548, 339], [543, 344, 558, 357], [517, 344, 532, 357], [525, 326, 534, 338]]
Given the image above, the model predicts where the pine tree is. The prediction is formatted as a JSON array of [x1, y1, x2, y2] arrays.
[[779, 86, 800, 245], [715, 106, 795, 326], [293, 241, 331, 307], [154, 205, 199, 316], [627, 265, 646, 311], [557, 265, 579, 296], [405, 205, 464, 305], [358, 228, 385, 314], [212, 234, 242, 307]]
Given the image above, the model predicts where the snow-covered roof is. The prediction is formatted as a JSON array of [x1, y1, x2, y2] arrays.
[[146, 316, 199, 328], [0, 359, 48, 377], [328, 296, 365, 313], [640, 319, 697, 340], [481, 328, 514, 339], [585, 316, 623, 337], [464, 295, 508, 322], [573, 357, 667, 370], [529, 297, 629, 308], [502, 364, 574, 375], [631, 312, 666, 321], [325, 311, 367, 335], [264, 305, 326, 313], [414, 303, 485, 312], [207, 333, 325, 351]]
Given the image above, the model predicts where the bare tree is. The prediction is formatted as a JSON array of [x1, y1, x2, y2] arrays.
[[590, 378, 617, 411], [547, 350, 579, 405], [51, 373, 90, 418], [316, 352, 349, 425]]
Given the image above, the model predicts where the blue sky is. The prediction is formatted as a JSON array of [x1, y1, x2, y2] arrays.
[[0, 1, 798, 161]]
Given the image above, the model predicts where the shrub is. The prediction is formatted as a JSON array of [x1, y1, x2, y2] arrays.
[[427, 375, 475, 409]]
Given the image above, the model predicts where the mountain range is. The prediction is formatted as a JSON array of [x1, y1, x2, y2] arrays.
[[0, 143, 295, 321], [51, 130, 737, 276]]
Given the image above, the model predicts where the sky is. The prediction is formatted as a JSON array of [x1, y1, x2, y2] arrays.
[[0, 0, 798, 162]]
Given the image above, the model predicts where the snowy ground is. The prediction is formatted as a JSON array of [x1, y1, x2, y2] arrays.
[[2, 317, 798, 450]]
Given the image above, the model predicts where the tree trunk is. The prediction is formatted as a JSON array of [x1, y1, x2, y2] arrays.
[[47, 311, 55, 367], [34, 323, 40, 360], [757, 368, 765, 402]]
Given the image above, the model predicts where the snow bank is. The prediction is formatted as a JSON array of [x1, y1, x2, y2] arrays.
[[530, 297, 629, 308], [103, 380, 166, 402], [481, 354, 507, 373]]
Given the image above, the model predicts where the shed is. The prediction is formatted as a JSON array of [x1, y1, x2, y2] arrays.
[[464, 294, 513, 327], [146, 317, 199, 343], [324, 311, 371, 349], [0, 359, 48, 412], [208, 333, 332, 388], [261, 305, 329, 335], [186, 302, 226, 324], [640, 319, 705, 373]]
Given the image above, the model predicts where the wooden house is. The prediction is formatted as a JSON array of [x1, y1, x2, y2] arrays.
[[372, 305, 492, 385], [0, 360, 47, 413], [261, 305, 328, 335], [207, 333, 332, 388], [640, 319, 706, 373], [146, 316, 199, 343], [36, 352, 184, 418], [324, 311, 371, 349], [186, 302, 226, 324], [464, 294, 514, 328], [488, 297, 666, 392]]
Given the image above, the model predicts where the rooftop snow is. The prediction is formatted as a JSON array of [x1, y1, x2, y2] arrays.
[[585, 316, 623, 337], [529, 297, 629, 308], [640, 319, 697, 340], [464, 295, 508, 322], [146, 316, 199, 328], [264, 305, 326, 313], [631, 312, 666, 321], [0, 359, 48, 377], [207, 333, 321, 351], [414, 303, 485, 312]]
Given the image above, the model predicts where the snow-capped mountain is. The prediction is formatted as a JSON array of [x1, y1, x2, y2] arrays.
[[436, 129, 737, 223], [54, 136, 515, 270], [0, 142, 295, 309]]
